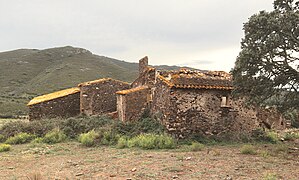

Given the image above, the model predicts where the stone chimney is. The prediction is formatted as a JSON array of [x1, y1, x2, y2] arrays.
[[139, 56, 148, 75]]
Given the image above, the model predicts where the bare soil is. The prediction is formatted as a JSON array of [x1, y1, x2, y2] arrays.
[[0, 141, 298, 180]]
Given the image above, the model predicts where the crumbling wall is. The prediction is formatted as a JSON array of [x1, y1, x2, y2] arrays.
[[152, 82, 261, 138], [79, 79, 130, 116], [257, 108, 286, 130], [28, 92, 80, 120], [131, 68, 156, 88], [151, 77, 172, 126], [117, 86, 150, 122]]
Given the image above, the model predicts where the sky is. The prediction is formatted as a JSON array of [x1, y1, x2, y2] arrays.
[[0, 0, 274, 71]]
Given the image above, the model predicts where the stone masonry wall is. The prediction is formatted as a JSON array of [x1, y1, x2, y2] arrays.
[[28, 92, 80, 120], [117, 87, 150, 122], [80, 80, 130, 116], [152, 80, 261, 138]]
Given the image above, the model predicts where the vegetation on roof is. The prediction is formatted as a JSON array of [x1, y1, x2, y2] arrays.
[[116, 86, 149, 95], [27, 87, 80, 106]]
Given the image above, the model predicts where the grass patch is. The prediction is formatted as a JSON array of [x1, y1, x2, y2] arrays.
[[0, 134, 6, 143], [283, 132, 299, 141], [5, 132, 35, 144], [263, 173, 277, 180], [41, 129, 67, 144], [122, 133, 176, 149], [78, 130, 100, 147], [181, 142, 205, 152], [0, 144, 11, 152], [240, 144, 257, 155]]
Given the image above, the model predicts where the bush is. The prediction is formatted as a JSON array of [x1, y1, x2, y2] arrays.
[[116, 136, 128, 149], [263, 173, 277, 180], [251, 129, 279, 143], [114, 118, 165, 137], [0, 144, 11, 152], [0, 119, 60, 138], [5, 132, 36, 144], [61, 116, 114, 138], [0, 134, 6, 143], [189, 142, 205, 151], [240, 144, 257, 155], [78, 130, 100, 147], [100, 131, 120, 145], [42, 129, 67, 144], [283, 132, 299, 141], [127, 133, 176, 149]]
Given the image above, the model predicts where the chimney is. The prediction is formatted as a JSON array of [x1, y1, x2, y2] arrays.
[[139, 56, 148, 75]]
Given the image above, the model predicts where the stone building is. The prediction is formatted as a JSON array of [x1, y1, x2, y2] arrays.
[[27, 56, 286, 138], [27, 87, 80, 120], [78, 78, 130, 116], [116, 57, 286, 138], [116, 86, 150, 122]]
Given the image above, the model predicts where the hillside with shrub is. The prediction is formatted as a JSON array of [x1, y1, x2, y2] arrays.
[[0, 46, 187, 116]]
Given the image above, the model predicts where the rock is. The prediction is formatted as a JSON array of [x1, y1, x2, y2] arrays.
[[131, 167, 137, 172], [172, 175, 179, 179], [75, 172, 84, 176], [185, 157, 192, 160]]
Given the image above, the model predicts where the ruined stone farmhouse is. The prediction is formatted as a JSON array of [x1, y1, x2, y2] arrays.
[[27, 56, 286, 137]]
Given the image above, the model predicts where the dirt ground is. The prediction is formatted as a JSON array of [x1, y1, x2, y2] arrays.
[[0, 141, 298, 180]]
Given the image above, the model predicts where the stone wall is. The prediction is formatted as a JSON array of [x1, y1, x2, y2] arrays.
[[257, 108, 286, 130], [79, 79, 130, 116], [28, 92, 80, 120], [117, 86, 150, 122], [152, 78, 261, 138]]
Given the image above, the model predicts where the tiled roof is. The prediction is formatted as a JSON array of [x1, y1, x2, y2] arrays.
[[78, 78, 130, 87], [157, 69, 233, 90], [116, 86, 149, 95], [27, 87, 80, 106]]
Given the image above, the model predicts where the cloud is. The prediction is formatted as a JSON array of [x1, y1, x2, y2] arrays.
[[0, 0, 274, 71]]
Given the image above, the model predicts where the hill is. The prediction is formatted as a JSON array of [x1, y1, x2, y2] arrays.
[[0, 46, 188, 116]]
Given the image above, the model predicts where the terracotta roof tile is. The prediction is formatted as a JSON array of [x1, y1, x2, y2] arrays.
[[116, 86, 149, 95], [78, 78, 130, 87], [27, 87, 80, 106], [157, 70, 233, 90]]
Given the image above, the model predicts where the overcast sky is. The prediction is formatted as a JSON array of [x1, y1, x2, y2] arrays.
[[0, 0, 274, 71]]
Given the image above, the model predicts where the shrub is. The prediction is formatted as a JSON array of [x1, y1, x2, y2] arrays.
[[265, 131, 279, 144], [116, 136, 128, 149], [0, 144, 11, 152], [240, 144, 257, 155], [127, 134, 176, 149], [42, 129, 67, 144], [251, 129, 279, 143], [61, 116, 113, 138], [0, 134, 6, 143], [78, 130, 100, 147], [100, 131, 120, 145], [283, 132, 299, 141], [0, 119, 60, 138], [189, 142, 205, 151], [5, 132, 36, 144], [263, 173, 277, 180], [113, 118, 165, 137]]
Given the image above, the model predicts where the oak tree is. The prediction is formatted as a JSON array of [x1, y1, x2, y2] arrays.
[[232, 0, 299, 113]]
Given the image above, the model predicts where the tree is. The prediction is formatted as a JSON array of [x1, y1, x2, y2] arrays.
[[232, 0, 299, 114]]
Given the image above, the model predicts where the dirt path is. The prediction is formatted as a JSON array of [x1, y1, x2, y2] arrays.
[[0, 142, 298, 179]]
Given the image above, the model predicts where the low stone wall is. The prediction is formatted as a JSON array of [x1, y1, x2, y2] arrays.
[[257, 108, 286, 130], [28, 92, 80, 120], [79, 79, 130, 116], [117, 86, 150, 122]]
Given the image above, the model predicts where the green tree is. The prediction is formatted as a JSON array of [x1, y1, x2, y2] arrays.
[[232, 0, 299, 113]]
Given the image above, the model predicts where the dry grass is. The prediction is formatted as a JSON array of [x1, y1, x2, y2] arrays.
[[0, 142, 298, 179]]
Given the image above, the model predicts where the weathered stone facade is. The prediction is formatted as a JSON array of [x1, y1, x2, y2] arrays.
[[116, 86, 150, 122], [131, 56, 156, 88], [78, 78, 130, 116], [27, 56, 287, 139], [27, 88, 80, 120]]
